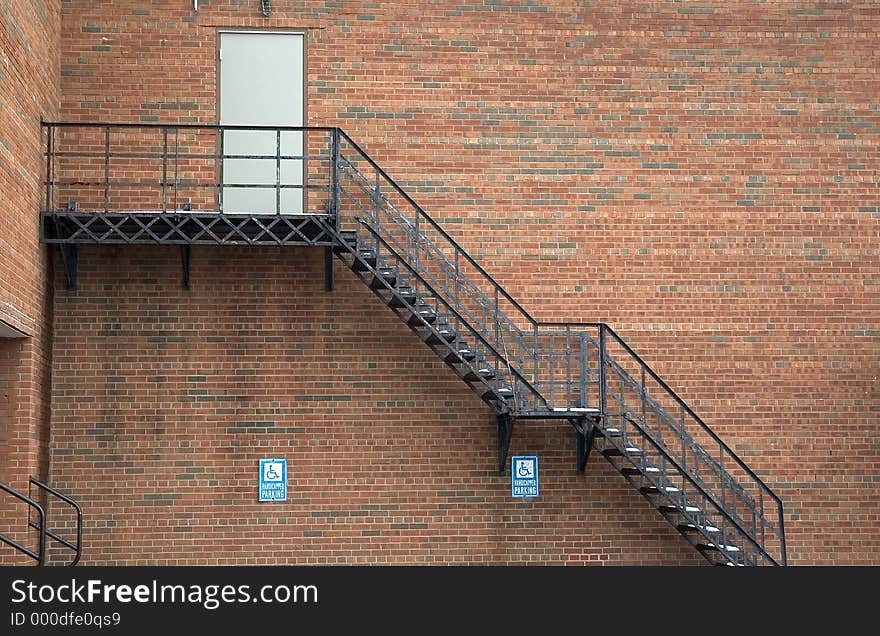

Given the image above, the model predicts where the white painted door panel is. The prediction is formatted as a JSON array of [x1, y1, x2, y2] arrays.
[[220, 32, 304, 214]]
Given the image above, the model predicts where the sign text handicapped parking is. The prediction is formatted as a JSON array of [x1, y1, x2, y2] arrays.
[[259, 458, 288, 502], [511, 455, 539, 498]]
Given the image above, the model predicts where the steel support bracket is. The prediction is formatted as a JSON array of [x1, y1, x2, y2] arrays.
[[59, 244, 78, 290], [181, 244, 191, 290], [497, 413, 514, 475], [324, 245, 334, 292], [575, 417, 598, 475]]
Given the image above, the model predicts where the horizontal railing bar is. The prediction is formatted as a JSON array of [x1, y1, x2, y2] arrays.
[[0, 534, 40, 561], [47, 181, 322, 190], [47, 151, 326, 161], [27, 521, 78, 553], [43, 121, 338, 132]]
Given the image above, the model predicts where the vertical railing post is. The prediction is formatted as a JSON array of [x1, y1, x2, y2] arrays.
[[275, 129, 282, 215], [579, 332, 587, 409], [45, 124, 53, 212], [103, 126, 110, 213], [35, 503, 46, 566], [565, 324, 572, 406], [330, 128, 340, 230], [533, 323, 539, 390], [778, 500, 787, 565], [598, 325, 607, 418], [162, 127, 168, 213], [494, 288, 500, 356], [218, 126, 225, 214]]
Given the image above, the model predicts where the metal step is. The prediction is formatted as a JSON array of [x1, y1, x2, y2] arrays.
[[370, 269, 397, 289], [464, 367, 496, 382], [658, 504, 702, 515], [425, 326, 456, 345], [334, 231, 359, 253], [697, 543, 741, 554], [640, 485, 681, 495], [621, 465, 661, 476], [602, 446, 643, 458], [443, 347, 477, 364], [388, 286, 417, 308], [678, 522, 720, 534], [482, 386, 514, 402], [406, 306, 437, 326], [352, 249, 377, 271]]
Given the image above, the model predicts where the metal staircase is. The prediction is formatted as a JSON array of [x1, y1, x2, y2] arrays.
[[329, 131, 787, 566], [38, 121, 786, 566]]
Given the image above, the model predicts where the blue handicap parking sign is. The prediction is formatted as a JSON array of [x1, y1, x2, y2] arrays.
[[511, 456, 539, 498], [259, 458, 288, 502]]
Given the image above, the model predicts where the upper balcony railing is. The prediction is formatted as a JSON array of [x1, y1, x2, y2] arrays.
[[42, 122, 339, 217]]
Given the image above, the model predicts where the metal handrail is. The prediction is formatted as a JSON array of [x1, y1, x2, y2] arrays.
[[29, 478, 83, 566], [0, 481, 46, 565], [355, 219, 546, 411], [616, 414, 780, 566]]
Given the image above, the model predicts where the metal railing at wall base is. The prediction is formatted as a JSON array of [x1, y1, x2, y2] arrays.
[[0, 478, 82, 566]]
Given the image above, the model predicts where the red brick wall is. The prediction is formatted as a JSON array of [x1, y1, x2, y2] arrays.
[[48, 1, 880, 564], [0, 0, 59, 564]]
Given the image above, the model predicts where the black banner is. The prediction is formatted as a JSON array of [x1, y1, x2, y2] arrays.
[[0, 566, 872, 633]]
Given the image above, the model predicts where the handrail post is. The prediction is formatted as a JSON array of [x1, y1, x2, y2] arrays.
[[103, 126, 110, 213], [45, 124, 53, 212], [330, 127, 340, 230], [598, 325, 607, 417], [779, 501, 787, 565], [275, 129, 282, 215], [162, 127, 168, 213], [533, 323, 539, 389]]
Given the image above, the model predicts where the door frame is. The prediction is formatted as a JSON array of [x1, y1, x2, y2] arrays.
[[215, 29, 309, 214]]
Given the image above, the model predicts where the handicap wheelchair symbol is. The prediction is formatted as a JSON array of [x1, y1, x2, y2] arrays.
[[516, 460, 534, 478], [263, 462, 283, 482]]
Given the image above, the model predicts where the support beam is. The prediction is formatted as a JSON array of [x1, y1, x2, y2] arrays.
[[576, 417, 598, 475], [324, 245, 334, 292], [181, 244, 191, 290], [497, 413, 513, 475], [59, 244, 78, 290]]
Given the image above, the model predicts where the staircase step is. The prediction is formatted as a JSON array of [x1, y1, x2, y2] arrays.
[[640, 485, 681, 495], [482, 386, 514, 402], [464, 367, 496, 382], [658, 504, 702, 515], [443, 347, 477, 364], [352, 250, 378, 271], [603, 427, 622, 437], [678, 523, 720, 534], [602, 446, 643, 458], [425, 327, 456, 345], [388, 286, 417, 308], [370, 269, 397, 289], [697, 543, 741, 554], [334, 231, 359, 253], [407, 306, 437, 326], [621, 465, 661, 476]]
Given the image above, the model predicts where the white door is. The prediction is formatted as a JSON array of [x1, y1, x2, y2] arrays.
[[220, 32, 304, 214]]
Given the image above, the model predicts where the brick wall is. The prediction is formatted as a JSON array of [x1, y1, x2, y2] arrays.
[[45, 0, 880, 564], [0, 0, 59, 564]]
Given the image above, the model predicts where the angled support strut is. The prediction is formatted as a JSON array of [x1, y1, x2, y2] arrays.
[[575, 417, 598, 474], [497, 413, 514, 475]]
